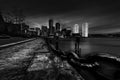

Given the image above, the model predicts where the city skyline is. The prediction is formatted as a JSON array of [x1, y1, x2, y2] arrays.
[[0, 0, 120, 34]]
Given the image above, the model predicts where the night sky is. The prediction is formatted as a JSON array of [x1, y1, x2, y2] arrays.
[[0, 0, 120, 34]]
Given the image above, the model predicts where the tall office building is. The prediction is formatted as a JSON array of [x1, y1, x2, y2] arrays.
[[55, 22, 61, 36], [72, 24, 80, 36], [49, 19, 54, 35], [82, 22, 88, 37], [49, 19, 53, 28], [55, 22, 60, 32], [35, 27, 41, 36], [72, 24, 80, 34], [42, 25, 48, 36]]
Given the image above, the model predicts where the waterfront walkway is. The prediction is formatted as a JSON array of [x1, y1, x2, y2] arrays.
[[0, 38, 81, 80]]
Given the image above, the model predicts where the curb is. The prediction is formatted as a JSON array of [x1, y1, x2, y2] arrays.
[[0, 38, 36, 50]]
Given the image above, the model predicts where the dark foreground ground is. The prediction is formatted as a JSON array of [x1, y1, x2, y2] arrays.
[[0, 38, 120, 80], [0, 38, 82, 80]]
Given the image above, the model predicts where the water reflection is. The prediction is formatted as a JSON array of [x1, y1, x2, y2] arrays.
[[59, 38, 120, 56]]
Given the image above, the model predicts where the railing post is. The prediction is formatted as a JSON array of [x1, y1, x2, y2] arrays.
[[75, 36, 81, 58], [55, 36, 59, 50]]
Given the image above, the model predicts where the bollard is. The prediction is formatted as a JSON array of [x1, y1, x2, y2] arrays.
[[75, 36, 81, 58], [55, 36, 59, 50]]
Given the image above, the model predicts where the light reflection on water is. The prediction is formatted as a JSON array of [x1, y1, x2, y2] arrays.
[[59, 38, 120, 56]]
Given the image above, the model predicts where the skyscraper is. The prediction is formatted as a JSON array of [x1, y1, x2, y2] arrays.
[[72, 24, 80, 35], [82, 22, 88, 37], [49, 19, 54, 36], [49, 19, 53, 28], [42, 25, 48, 36], [55, 22, 60, 32]]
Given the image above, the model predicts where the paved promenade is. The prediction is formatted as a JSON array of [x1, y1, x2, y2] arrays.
[[0, 38, 81, 80]]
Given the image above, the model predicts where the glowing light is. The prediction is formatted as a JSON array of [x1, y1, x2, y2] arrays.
[[72, 24, 80, 34], [82, 22, 88, 37]]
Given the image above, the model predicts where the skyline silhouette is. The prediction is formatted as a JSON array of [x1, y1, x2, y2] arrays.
[[0, 0, 120, 34]]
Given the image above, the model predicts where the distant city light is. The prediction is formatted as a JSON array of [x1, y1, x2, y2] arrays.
[[82, 22, 88, 37], [72, 24, 80, 34]]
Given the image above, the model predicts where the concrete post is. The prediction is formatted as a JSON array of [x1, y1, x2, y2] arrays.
[[75, 36, 81, 58]]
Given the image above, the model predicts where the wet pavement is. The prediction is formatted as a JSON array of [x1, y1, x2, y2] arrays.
[[0, 38, 82, 80]]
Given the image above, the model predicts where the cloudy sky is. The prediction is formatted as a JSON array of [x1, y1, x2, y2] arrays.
[[0, 0, 120, 34]]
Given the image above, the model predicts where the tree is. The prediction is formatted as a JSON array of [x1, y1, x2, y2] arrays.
[[11, 7, 25, 24], [2, 11, 13, 23], [2, 7, 25, 24]]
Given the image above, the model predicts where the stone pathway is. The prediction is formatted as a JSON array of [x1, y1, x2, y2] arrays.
[[0, 38, 83, 80], [25, 39, 83, 80], [0, 39, 44, 80]]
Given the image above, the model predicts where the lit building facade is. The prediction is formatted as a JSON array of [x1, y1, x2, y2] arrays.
[[82, 22, 88, 37], [72, 24, 80, 36]]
